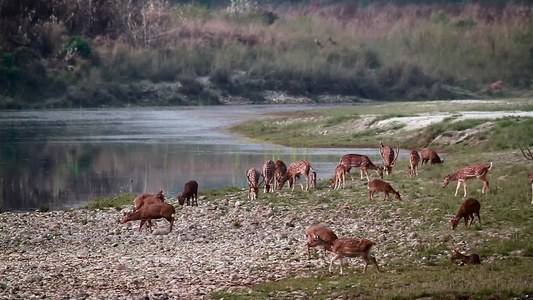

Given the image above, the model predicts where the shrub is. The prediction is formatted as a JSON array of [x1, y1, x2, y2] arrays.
[[61, 36, 92, 60]]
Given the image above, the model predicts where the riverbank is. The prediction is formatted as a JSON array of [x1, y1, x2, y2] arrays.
[[1, 100, 532, 299]]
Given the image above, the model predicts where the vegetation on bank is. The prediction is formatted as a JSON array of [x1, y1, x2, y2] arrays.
[[1, 0, 532, 108], [230, 99, 533, 150]]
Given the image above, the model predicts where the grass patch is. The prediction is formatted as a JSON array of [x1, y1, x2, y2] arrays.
[[368, 114, 415, 126], [84, 193, 135, 210]]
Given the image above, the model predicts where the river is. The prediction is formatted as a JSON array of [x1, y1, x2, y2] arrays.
[[0, 104, 398, 212]]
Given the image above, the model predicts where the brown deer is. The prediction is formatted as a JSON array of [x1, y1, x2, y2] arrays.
[[278, 160, 314, 191], [327, 37, 338, 46], [306, 226, 338, 259], [133, 190, 165, 212], [121, 202, 176, 233], [451, 198, 481, 230], [408, 150, 420, 177], [368, 179, 401, 201], [313, 236, 380, 274], [380, 142, 400, 175], [451, 250, 481, 265], [246, 168, 262, 200], [339, 154, 383, 181], [331, 164, 347, 190], [274, 160, 287, 190], [517, 144, 533, 204], [262, 160, 276, 193], [421, 148, 443, 166], [443, 162, 492, 197], [178, 180, 198, 206], [489, 80, 503, 95], [314, 38, 324, 48]]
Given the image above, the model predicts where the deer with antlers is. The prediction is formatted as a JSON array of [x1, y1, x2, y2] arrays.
[[339, 154, 383, 182], [380, 142, 400, 175], [518, 144, 533, 204], [443, 162, 492, 197], [277, 160, 314, 191]]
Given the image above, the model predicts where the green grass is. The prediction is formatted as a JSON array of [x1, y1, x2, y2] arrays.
[[84, 193, 135, 210]]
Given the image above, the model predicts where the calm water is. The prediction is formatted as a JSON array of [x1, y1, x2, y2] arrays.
[[0, 104, 402, 212]]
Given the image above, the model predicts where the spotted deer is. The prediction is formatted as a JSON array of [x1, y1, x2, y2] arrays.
[[262, 160, 276, 193], [421, 148, 443, 166], [274, 160, 287, 190], [246, 168, 262, 200], [517, 144, 533, 204], [489, 80, 503, 95], [379, 142, 400, 175], [443, 162, 492, 197], [339, 154, 383, 182], [368, 179, 401, 201], [306, 226, 338, 259], [331, 164, 347, 190], [451, 250, 481, 266], [408, 150, 420, 177], [312, 236, 380, 274], [277, 160, 314, 191]]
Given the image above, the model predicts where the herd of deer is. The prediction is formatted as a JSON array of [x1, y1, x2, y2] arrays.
[[120, 141, 533, 274]]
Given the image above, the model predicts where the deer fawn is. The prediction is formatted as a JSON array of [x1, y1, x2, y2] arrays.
[[262, 160, 276, 193], [451, 198, 481, 230], [379, 142, 400, 175], [306, 226, 338, 259], [331, 164, 347, 190], [313, 236, 380, 274], [277, 160, 314, 191], [408, 150, 420, 177], [274, 160, 287, 190], [518, 144, 533, 204], [421, 148, 443, 166], [339, 154, 383, 181], [451, 250, 481, 265], [368, 179, 401, 201], [246, 168, 262, 200], [443, 162, 492, 197], [489, 80, 503, 95]]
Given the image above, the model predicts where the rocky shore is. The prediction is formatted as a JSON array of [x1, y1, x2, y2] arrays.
[[0, 184, 517, 299]]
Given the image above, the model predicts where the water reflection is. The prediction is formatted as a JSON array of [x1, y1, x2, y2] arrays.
[[0, 105, 400, 212]]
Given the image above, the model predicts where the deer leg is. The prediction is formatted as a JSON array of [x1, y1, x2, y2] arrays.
[[454, 181, 462, 196], [303, 174, 308, 191], [329, 254, 341, 273], [476, 212, 481, 227], [464, 216, 468, 228], [342, 174, 346, 189], [369, 254, 380, 273], [138, 220, 146, 232], [147, 219, 154, 232], [531, 183, 533, 204], [384, 191, 389, 201], [168, 216, 174, 232], [369, 190, 374, 201], [339, 257, 345, 275]]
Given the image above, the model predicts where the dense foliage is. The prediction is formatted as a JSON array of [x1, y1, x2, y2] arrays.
[[0, 0, 531, 108]]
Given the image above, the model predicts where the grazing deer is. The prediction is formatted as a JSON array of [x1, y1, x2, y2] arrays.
[[327, 37, 337, 46], [451, 198, 481, 230], [278, 160, 314, 191], [274, 160, 287, 190], [368, 179, 401, 201], [246, 168, 262, 200], [339, 154, 383, 182], [331, 164, 347, 190], [314, 38, 324, 48], [313, 236, 380, 274], [306, 226, 338, 259], [178, 180, 198, 206], [421, 148, 443, 166], [517, 144, 533, 204], [443, 162, 492, 197], [379, 142, 400, 175], [489, 80, 503, 95], [121, 202, 176, 233], [262, 160, 276, 193], [451, 250, 481, 265], [408, 150, 420, 177]]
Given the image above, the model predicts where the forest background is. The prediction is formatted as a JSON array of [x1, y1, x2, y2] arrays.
[[0, 0, 532, 109]]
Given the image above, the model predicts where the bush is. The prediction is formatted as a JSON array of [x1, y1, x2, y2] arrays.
[[61, 36, 92, 60]]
